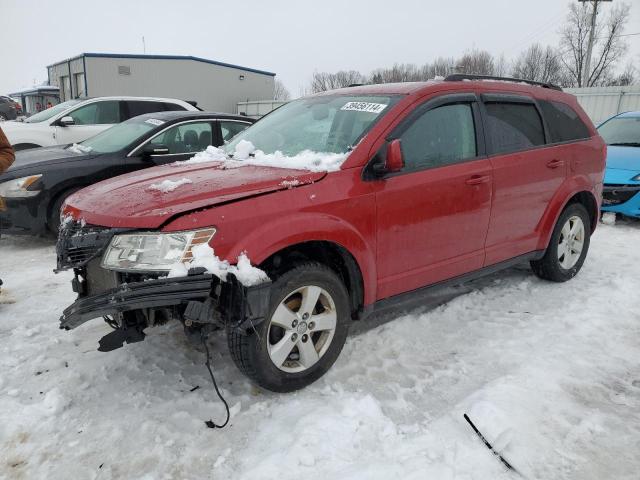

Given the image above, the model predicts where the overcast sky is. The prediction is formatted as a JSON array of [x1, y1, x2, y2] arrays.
[[1, 0, 639, 97]]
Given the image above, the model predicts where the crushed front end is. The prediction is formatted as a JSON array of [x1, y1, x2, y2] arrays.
[[56, 220, 271, 351]]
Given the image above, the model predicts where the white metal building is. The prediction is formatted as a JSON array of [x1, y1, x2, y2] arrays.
[[47, 53, 276, 113], [566, 85, 640, 125]]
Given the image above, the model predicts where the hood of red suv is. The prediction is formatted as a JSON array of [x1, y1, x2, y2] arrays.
[[64, 161, 326, 228]]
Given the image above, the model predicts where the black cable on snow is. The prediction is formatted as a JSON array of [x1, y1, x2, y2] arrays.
[[201, 331, 230, 429]]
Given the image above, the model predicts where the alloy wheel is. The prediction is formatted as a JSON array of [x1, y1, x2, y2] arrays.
[[558, 215, 585, 269], [267, 285, 337, 373]]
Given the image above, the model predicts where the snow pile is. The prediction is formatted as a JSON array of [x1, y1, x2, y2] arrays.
[[601, 212, 616, 226], [148, 178, 193, 193], [168, 243, 269, 287], [2, 221, 640, 478], [182, 140, 347, 172], [67, 143, 92, 154]]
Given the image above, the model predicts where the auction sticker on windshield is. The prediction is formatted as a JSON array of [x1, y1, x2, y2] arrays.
[[145, 119, 165, 126], [340, 102, 387, 114]]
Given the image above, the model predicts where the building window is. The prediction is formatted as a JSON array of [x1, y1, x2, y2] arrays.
[[74, 73, 86, 97], [60, 76, 71, 101]]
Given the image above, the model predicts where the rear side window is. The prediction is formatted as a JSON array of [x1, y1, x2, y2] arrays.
[[485, 102, 545, 154], [400, 103, 477, 170], [125, 101, 165, 119], [539, 100, 591, 143], [161, 102, 187, 112]]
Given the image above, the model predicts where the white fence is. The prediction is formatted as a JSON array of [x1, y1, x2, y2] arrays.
[[565, 85, 640, 125], [237, 100, 287, 118]]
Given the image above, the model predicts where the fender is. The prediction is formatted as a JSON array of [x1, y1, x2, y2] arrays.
[[536, 175, 598, 251], [224, 212, 377, 305]]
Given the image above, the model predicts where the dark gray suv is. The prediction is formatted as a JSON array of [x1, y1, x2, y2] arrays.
[[0, 96, 18, 121]]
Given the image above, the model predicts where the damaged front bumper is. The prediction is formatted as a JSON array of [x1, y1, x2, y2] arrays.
[[60, 271, 272, 333]]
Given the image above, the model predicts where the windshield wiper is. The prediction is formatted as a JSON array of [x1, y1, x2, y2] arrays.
[[609, 142, 640, 147]]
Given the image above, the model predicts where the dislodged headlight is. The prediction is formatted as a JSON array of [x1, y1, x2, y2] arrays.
[[101, 228, 216, 272], [0, 175, 42, 198]]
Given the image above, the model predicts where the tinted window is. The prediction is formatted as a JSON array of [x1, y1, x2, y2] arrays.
[[400, 103, 477, 170], [220, 121, 251, 142], [125, 101, 165, 119], [69, 101, 121, 125], [149, 121, 213, 154], [161, 102, 187, 112], [485, 102, 545, 154], [539, 100, 591, 143]]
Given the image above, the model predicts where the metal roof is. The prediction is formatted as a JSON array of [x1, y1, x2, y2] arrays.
[[47, 52, 276, 77]]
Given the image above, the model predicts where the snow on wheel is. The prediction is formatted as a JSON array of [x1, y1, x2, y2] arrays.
[[227, 262, 350, 392]]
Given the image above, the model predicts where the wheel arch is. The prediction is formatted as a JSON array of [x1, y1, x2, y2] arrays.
[[537, 180, 599, 250], [259, 240, 365, 320]]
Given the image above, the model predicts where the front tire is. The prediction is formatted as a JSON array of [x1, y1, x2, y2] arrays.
[[227, 262, 350, 392], [531, 203, 591, 282]]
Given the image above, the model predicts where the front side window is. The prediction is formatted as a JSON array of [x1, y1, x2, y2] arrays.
[[78, 117, 158, 153], [597, 116, 640, 147], [539, 100, 590, 143], [399, 103, 477, 171], [485, 102, 545, 154], [149, 121, 213, 154], [68, 101, 121, 125], [220, 121, 251, 142], [224, 95, 399, 158]]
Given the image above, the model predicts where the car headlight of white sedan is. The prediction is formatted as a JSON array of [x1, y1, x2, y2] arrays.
[[0, 175, 42, 198], [101, 228, 216, 272]]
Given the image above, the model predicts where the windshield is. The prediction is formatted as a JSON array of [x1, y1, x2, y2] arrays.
[[24, 99, 83, 123], [224, 95, 399, 158], [598, 116, 640, 146], [75, 117, 160, 153]]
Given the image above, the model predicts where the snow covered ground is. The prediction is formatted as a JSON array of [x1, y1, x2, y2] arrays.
[[1, 220, 639, 480]]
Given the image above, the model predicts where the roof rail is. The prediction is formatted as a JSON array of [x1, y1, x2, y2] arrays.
[[444, 74, 563, 92], [347, 83, 365, 88]]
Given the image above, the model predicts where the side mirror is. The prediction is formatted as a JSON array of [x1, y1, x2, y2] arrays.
[[142, 144, 170, 158], [372, 139, 404, 176], [58, 116, 75, 126]]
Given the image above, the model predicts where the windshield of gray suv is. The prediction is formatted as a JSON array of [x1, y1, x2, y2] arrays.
[[73, 116, 160, 154], [598, 116, 640, 147], [23, 99, 83, 123], [223, 95, 400, 158]]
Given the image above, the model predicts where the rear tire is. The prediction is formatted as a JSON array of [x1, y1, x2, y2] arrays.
[[227, 262, 350, 392], [531, 203, 591, 282]]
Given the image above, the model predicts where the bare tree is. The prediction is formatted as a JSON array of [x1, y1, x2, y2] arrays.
[[369, 63, 425, 84], [512, 43, 565, 84], [309, 70, 366, 93], [604, 62, 637, 86], [423, 57, 457, 79], [559, 2, 630, 87], [455, 49, 495, 75], [273, 79, 291, 101]]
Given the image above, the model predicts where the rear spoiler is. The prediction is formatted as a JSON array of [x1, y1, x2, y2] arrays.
[[185, 100, 203, 111]]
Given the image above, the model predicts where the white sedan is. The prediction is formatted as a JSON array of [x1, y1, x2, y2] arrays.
[[2, 96, 198, 150]]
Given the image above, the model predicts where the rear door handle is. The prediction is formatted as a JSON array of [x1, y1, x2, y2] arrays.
[[546, 159, 564, 169], [465, 175, 491, 186]]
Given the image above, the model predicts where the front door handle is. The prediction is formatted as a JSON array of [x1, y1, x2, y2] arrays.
[[465, 175, 491, 186], [546, 159, 564, 169]]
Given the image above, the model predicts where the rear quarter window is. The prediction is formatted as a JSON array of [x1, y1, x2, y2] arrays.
[[539, 100, 591, 143], [485, 102, 545, 154]]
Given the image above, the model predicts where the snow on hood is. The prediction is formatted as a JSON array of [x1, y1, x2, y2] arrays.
[[63, 160, 326, 229], [182, 140, 348, 173]]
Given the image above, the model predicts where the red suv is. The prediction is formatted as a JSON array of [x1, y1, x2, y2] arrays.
[[57, 75, 605, 392]]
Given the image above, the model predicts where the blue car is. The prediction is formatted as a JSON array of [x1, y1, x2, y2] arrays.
[[598, 111, 640, 218]]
